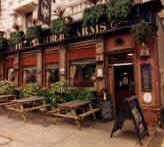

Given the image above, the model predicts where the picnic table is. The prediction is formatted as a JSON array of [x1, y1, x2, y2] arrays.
[[7, 96, 50, 121], [0, 95, 16, 106], [49, 100, 100, 129]]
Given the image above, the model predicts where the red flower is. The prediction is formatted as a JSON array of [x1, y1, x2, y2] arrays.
[[53, 7, 66, 18], [13, 23, 20, 31]]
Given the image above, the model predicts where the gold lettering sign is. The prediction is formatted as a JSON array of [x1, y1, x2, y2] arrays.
[[77, 24, 107, 37]]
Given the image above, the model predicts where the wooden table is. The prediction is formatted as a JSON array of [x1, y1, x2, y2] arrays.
[[0, 95, 16, 107], [7, 96, 50, 121], [50, 100, 100, 129]]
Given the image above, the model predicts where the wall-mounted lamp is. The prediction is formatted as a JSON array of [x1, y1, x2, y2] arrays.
[[97, 68, 103, 78], [60, 68, 65, 75]]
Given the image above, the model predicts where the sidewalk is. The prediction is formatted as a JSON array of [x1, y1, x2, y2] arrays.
[[0, 108, 158, 147], [147, 128, 164, 147]]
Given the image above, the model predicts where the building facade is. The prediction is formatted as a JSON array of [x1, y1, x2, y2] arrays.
[[0, 0, 163, 125]]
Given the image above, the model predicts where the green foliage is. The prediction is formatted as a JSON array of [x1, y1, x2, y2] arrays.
[[0, 80, 16, 95], [37, 88, 57, 107], [17, 81, 96, 107], [19, 83, 40, 98], [49, 81, 70, 103], [51, 18, 68, 35], [77, 89, 96, 101], [10, 31, 23, 46], [131, 20, 157, 45], [83, 4, 106, 27], [66, 87, 96, 101], [26, 25, 42, 41], [0, 38, 8, 51], [106, 0, 132, 22], [50, 81, 69, 95]]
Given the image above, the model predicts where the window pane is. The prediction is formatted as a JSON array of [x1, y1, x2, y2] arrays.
[[73, 63, 96, 87]]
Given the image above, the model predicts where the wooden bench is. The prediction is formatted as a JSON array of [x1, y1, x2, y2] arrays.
[[7, 96, 50, 121], [49, 100, 100, 129], [0, 95, 16, 107], [79, 108, 100, 120]]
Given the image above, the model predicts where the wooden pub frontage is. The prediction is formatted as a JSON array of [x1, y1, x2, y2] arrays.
[[0, 0, 163, 125]]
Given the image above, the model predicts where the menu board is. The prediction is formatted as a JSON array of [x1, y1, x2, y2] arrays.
[[126, 97, 149, 141], [111, 96, 149, 144]]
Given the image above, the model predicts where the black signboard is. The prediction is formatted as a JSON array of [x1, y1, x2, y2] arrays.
[[141, 64, 152, 91], [111, 96, 149, 144], [38, 0, 51, 25]]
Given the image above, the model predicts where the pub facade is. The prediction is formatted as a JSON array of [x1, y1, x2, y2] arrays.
[[0, 0, 163, 125]]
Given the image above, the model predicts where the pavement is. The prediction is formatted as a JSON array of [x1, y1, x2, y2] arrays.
[[0, 108, 161, 147]]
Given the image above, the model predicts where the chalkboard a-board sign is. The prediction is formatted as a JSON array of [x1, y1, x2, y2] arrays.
[[127, 97, 149, 141], [111, 96, 149, 145]]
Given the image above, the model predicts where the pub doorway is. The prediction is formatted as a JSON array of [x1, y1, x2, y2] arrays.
[[108, 51, 136, 109], [114, 64, 135, 108]]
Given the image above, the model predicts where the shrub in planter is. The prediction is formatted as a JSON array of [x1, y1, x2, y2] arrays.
[[19, 83, 40, 98], [131, 20, 157, 45], [26, 25, 43, 42], [0, 80, 16, 95], [106, 0, 132, 24], [83, 4, 106, 27]]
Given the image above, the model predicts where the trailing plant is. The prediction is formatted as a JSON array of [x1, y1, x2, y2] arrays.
[[0, 80, 16, 95], [51, 18, 68, 35], [131, 20, 157, 45], [83, 4, 106, 27], [106, 0, 132, 23], [19, 83, 40, 98], [26, 25, 43, 42], [10, 31, 24, 46]]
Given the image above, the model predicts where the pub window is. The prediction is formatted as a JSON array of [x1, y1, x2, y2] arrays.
[[70, 60, 96, 87], [46, 63, 59, 86], [23, 67, 37, 84]]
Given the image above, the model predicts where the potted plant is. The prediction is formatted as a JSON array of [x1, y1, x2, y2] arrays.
[[106, 0, 132, 28], [131, 20, 157, 57], [83, 0, 106, 27], [51, 7, 71, 36], [10, 23, 25, 49], [26, 19, 43, 45]]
